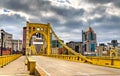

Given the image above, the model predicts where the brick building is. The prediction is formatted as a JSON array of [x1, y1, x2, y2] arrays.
[[22, 27, 26, 54]]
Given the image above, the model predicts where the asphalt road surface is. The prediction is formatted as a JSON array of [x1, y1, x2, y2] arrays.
[[32, 56, 120, 76]]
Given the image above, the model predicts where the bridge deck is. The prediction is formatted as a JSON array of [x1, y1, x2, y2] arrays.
[[0, 56, 32, 76], [33, 56, 120, 76]]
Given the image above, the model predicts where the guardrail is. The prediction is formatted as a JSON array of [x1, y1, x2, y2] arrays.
[[0, 54, 22, 67], [26, 56, 48, 76], [87, 56, 120, 68], [41, 54, 120, 69], [26, 56, 36, 75], [41, 54, 88, 62]]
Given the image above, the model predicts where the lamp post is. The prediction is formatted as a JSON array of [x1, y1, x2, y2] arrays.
[[1, 29, 5, 56]]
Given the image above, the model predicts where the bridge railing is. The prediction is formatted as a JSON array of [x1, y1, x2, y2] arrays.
[[41, 54, 90, 63], [40, 54, 120, 69], [26, 56, 48, 76], [86, 56, 120, 68], [0, 54, 22, 67], [26, 56, 36, 75]]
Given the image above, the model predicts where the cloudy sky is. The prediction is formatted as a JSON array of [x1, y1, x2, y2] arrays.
[[0, 0, 120, 44]]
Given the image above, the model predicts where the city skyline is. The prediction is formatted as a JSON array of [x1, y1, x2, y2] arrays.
[[0, 0, 120, 44]]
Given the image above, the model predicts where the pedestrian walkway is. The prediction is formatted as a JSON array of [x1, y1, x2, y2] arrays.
[[0, 56, 32, 76]]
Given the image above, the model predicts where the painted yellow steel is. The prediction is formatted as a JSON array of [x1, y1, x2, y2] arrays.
[[41, 54, 120, 68], [26, 22, 30, 56], [26, 22, 120, 69], [50, 26, 93, 63], [26, 56, 48, 75], [30, 46, 37, 55], [110, 48, 118, 58], [87, 56, 120, 68], [0, 54, 22, 67], [26, 22, 51, 55], [26, 22, 92, 63], [26, 56, 36, 75]]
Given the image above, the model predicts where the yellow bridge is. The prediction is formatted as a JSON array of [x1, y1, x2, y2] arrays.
[[0, 22, 120, 76], [25, 22, 120, 75]]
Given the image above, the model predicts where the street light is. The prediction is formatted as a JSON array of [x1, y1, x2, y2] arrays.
[[1, 29, 5, 56]]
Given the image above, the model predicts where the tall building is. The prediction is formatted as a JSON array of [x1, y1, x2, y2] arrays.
[[22, 27, 26, 52], [0, 31, 12, 49], [82, 27, 97, 56], [0, 30, 22, 55]]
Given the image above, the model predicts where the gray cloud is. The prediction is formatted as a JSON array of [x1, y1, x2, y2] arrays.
[[114, 1, 120, 8], [0, 0, 120, 43], [0, 14, 26, 25], [0, 0, 51, 17], [0, 14, 26, 39], [64, 20, 83, 29], [0, 0, 85, 20], [89, 6, 107, 15], [87, 0, 120, 8], [51, 7, 84, 19], [88, 14, 120, 43], [87, 0, 112, 4]]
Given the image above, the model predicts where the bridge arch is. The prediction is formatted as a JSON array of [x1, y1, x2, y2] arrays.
[[29, 30, 48, 42], [26, 22, 51, 55], [25, 22, 93, 63]]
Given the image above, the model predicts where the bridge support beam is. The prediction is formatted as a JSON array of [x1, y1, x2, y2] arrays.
[[47, 23, 51, 55], [25, 22, 51, 55]]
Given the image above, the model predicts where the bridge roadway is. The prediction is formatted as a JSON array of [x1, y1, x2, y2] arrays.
[[32, 56, 120, 76]]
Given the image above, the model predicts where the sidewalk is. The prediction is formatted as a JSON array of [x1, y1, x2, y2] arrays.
[[0, 56, 31, 76]]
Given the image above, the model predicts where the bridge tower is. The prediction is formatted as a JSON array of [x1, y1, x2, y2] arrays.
[[110, 47, 118, 58], [26, 22, 51, 55]]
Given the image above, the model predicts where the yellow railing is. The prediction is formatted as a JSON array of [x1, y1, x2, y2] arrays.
[[26, 56, 36, 75], [41, 54, 89, 63], [0, 54, 22, 67], [87, 56, 120, 68], [41, 54, 120, 69], [26, 56, 48, 76]]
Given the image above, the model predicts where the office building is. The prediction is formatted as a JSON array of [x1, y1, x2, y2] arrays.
[[82, 27, 97, 56], [66, 41, 83, 54]]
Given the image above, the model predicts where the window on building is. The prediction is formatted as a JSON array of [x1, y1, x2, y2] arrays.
[[75, 46, 79, 53], [90, 32, 93, 40], [84, 44, 86, 52], [91, 44, 95, 52]]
